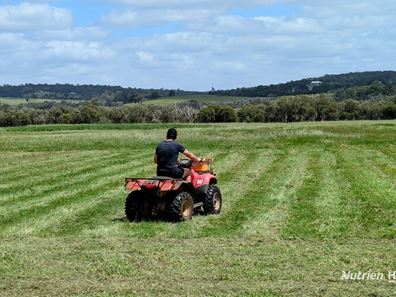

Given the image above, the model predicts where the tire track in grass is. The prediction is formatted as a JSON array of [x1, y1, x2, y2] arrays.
[[281, 151, 322, 239], [0, 156, 152, 235], [198, 150, 278, 237], [0, 151, 126, 197], [0, 151, 148, 208], [241, 148, 308, 239], [76, 150, 230, 238], [335, 146, 396, 239]]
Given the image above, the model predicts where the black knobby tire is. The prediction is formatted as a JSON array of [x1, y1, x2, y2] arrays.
[[125, 191, 152, 222], [203, 185, 222, 214], [169, 192, 194, 221]]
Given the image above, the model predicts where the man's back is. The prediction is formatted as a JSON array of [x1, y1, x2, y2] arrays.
[[156, 140, 185, 177]]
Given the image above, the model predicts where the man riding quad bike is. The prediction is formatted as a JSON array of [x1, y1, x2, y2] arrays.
[[124, 128, 222, 221]]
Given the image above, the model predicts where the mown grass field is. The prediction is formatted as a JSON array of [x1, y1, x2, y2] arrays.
[[1, 121, 395, 296]]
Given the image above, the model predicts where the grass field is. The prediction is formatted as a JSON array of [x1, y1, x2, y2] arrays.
[[0, 98, 81, 105], [1, 121, 396, 296], [142, 95, 246, 105]]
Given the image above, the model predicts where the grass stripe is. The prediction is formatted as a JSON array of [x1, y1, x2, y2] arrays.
[[334, 146, 396, 239], [156, 151, 266, 239], [0, 151, 126, 195], [241, 148, 308, 239], [198, 150, 278, 237], [313, 150, 349, 239], [365, 149, 396, 185], [33, 149, 226, 236], [35, 161, 156, 236], [0, 150, 96, 180], [0, 157, 153, 234], [281, 151, 323, 239], [2, 160, 150, 236], [0, 151, 150, 208]]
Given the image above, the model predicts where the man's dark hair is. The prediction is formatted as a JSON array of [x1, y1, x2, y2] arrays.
[[167, 128, 177, 140]]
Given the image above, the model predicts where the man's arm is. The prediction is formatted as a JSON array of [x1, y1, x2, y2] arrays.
[[154, 154, 158, 164], [183, 149, 201, 162]]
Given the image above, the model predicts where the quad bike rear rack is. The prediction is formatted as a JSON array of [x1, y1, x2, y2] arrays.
[[125, 177, 183, 192]]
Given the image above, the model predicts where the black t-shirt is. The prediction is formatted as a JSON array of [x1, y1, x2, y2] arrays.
[[155, 140, 185, 177]]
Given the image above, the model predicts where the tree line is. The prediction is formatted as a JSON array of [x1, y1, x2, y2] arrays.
[[0, 83, 197, 101], [1, 95, 395, 127], [209, 71, 396, 97]]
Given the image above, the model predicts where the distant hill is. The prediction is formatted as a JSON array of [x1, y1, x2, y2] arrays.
[[209, 71, 396, 97], [1, 71, 396, 103], [0, 83, 201, 101]]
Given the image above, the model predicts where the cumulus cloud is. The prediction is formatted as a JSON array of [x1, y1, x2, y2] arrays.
[[136, 51, 154, 63], [0, 2, 72, 32], [107, 0, 276, 9], [38, 27, 110, 41], [102, 9, 216, 26], [44, 41, 114, 61], [102, 10, 138, 26]]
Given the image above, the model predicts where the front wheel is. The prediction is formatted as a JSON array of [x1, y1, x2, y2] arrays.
[[203, 185, 222, 214], [169, 192, 194, 221]]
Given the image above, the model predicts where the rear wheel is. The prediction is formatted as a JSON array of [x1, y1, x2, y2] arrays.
[[169, 192, 194, 221], [125, 191, 153, 222], [203, 185, 222, 214]]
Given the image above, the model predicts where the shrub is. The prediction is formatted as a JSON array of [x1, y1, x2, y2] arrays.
[[198, 107, 216, 122], [238, 104, 265, 122]]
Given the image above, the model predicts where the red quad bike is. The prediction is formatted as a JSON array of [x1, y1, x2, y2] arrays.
[[124, 158, 222, 221]]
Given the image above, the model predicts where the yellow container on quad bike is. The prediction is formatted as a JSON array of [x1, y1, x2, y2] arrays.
[[192, 158, 213, 172]]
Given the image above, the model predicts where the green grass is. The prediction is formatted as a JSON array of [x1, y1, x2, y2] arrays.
[[0, 97, 80, 105], [141, 94, 247, 105], [1, 121, 396, 296]]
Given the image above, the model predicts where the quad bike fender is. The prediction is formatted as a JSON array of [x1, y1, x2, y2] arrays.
[[172, 181, 195, 194], [194, 177, 217, 196], [192, 175, 217, 188]]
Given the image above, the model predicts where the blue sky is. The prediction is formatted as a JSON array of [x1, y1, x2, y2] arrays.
[[0, 0, 395, 90]]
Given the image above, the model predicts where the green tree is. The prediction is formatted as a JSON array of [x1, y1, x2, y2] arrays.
[[215, 105, 238, 122], [198, 107, 216, 122], [238, 104, 265, 122]]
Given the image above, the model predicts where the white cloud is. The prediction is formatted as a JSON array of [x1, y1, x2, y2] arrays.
[[107, 0, 276, 9], [0, 2, 72, 32], [136, 51, 154, 63], [102, 9, 216, 26], [102, 10, 138, 26], [38, 27, 110, 41], [44, 41, 114, 61]]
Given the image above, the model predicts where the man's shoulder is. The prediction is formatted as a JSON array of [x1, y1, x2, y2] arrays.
[[157, 140, 184, 150], [157, 140, 166, 146]]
